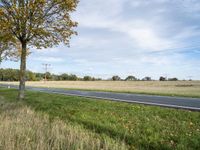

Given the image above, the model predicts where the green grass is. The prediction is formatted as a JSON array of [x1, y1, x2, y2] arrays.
[[1, 88, 200, 150]]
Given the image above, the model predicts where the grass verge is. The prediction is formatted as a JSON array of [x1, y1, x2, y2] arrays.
[[1, 88, 200, 149], [0, 97, 127, 150]]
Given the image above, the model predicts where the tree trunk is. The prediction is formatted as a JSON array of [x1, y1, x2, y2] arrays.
[[18, 41, 27, 100]]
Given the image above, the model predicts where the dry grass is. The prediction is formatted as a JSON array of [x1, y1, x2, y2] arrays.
[[1, 80, 200, 97], [0, 101, 128, 150]]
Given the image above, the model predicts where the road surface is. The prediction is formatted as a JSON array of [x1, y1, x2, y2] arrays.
[[1, 84, 200, 111]]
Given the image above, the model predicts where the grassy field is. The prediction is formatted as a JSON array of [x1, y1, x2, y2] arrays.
[[1, 88, 200, 149], [1, 81, 200, 98]]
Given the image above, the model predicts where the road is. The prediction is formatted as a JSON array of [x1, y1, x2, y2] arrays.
[[1, 84, 200, 111]]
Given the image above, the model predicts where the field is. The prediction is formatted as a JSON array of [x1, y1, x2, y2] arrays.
[[1, 80, 200, 98], [1, 88, 200, 149]]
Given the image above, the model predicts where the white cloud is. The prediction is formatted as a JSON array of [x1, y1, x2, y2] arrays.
[[130, 0, 168, 7], [33, 56, 64, 63], [74, 0, 179, 52], [32, 47, 62, 55], [71, 36, 109, 50], [113, 21, 175, 51]]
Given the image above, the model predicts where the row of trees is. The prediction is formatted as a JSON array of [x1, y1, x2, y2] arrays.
[[159, 76, 178, 81], [0, 69, 179, 81], [0, 68, 35, 81], [0, 69, 102, 81], [111, 75, 179, 81]]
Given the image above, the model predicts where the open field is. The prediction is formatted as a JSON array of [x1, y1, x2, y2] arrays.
[[1, 88, 200, 149], [1, 80, 200, 98]]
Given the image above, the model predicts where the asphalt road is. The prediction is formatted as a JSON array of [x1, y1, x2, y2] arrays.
[[1, 84, 200, 111]]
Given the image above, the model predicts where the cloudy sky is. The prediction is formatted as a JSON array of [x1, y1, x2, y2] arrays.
[[1, 0, 200, 80]]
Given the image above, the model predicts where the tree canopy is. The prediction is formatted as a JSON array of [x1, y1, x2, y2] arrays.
[[0, 0, 78, 48], [125, 75, 137, 81], [0, 41, 15, 62], [112, 75, 121, 81]]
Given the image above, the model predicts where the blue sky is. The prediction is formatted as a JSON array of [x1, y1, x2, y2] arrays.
[[1, 0, 200, 80]]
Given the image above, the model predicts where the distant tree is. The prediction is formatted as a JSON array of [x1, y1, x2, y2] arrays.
[[0, 69, 3, 80], [142, 76, 152, 81], [69, 74, 78, 81], [125, 75, 137, 81], [159, 76, 166, 81], [0, 68, 19, 81], [26, 71, 36, 81], [168, 78, 178, 81], [60, 74, 78, 81], [83, 76, 92, 81], [35, 73, 44, 81], [96, 78, 102, 81], [0, 68, 101, 81], [51, 74, 59, 81], [60, 74, 69, 80], [112, 75, 121, 81], [0, 0, 78, 100], [45, 72, 52, 80]]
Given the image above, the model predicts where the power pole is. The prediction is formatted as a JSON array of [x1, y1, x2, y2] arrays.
[[43, 64, 51, 82]]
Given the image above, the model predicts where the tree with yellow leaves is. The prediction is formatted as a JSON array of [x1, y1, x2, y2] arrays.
[[0, 0, 78, 100]]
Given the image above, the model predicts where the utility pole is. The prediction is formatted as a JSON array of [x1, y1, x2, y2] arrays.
[[43, 64, 51, 82]]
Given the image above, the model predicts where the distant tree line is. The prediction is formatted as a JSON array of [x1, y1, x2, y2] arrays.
[[110, 75, 179, 81], [110, 75, 152, 81], [0, 68, 36, 81], [159, 76, 178, 81], [0, 68, 180, 81], [0, 68, 102, 81]]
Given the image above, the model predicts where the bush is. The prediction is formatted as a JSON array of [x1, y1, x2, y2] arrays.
[[168, 78, 178, 81], [159, 76, 166, 81], [112, 76, 121, 81], [125, 76, 137, 81], [142, 77, 152, 81]]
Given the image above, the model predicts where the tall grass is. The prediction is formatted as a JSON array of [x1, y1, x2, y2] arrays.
[[0, 101, 128, 150]]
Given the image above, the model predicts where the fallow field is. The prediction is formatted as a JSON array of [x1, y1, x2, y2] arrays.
[[1, 80, 200, 98]]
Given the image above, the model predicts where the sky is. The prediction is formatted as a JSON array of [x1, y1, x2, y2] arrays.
[[1, 0, 200, 80]]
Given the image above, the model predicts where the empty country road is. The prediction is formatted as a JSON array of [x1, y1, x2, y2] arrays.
[[1, 84, 200, 111]]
